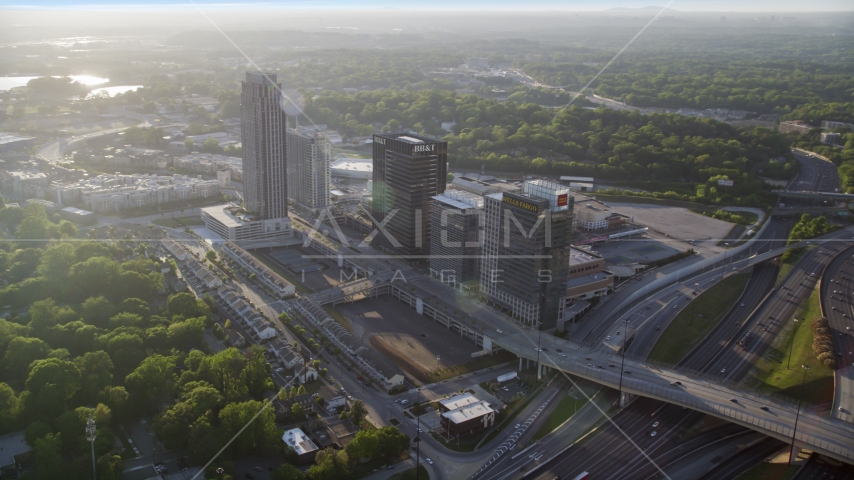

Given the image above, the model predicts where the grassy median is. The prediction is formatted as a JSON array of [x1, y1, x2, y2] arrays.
[[746, 285, 834, 404], [532, 392, 589, 441], [776, 246, 811, 286], [648, 273, 750, 364]]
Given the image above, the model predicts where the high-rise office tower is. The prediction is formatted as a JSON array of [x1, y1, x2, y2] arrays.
[[429, 190, 483, 288], [480, 180, 573, 329], [371, 133, 447, 257], [286, 127, 331, 212], [241, 72, 288, 220]]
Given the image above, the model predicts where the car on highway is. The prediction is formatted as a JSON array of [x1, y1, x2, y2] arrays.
[[559, 353, 566, 357], [650, 431, 657, 437], [720, 368, 726, 374], [761, 406, 769, 411], [426, 458, 434, 465], [652, 421, 659, 427], [515, 424, 522, 429]]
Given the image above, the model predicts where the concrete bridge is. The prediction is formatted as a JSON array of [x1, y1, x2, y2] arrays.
[[493, 330, 854, 464]]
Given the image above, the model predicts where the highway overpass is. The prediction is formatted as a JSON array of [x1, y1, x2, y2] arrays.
[[773, 190, 854, 201], [492, 330, 854, 464]]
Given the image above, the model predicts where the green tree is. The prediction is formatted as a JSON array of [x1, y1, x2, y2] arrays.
[[272, 463, 306, 480], [109, 312, 144, 329], [125, 354, 178, 410], [104, 332, 145, 376], [28, 299, 77, 331], [25, 358, 81, 406], [307, 448, 349, 480], [81, 296, 114, 328], [98, 385, 129, 422], [74, 350, 114, 404], [22, 433, 63, 479], [168, 317, 205, 350], [97, 454, 124, 480], [213, 323, 225, 340], [58, 220, 78, 237], [167, 292, 210, 320], [346, 429, 379, 462], [347, 399, 368, 426], [290, 402, 304, 419], [0, 382, 20, 432], [3, 336, 50, 380], [218, 400, 278, 456], [202, 137, 222, 154], [37, 243, 77, 278]]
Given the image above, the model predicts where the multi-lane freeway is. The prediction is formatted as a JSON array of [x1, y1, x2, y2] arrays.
[[823, 245, 854, 423]]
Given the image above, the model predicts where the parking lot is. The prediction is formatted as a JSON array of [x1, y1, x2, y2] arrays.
[[494, 380, 531, 402], [260, 246, 350, 292], [606, 203, 732, 257]]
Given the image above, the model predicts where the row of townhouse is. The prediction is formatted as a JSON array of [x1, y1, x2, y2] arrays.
[[161, 239, 189, 261], [220, 242, 295, 298], [291, 297, 404, 392], [215, 286, 278, 341], [186, 260, 223, 290]]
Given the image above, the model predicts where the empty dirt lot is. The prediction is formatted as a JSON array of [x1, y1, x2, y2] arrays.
[[337, 298, 480, 378]]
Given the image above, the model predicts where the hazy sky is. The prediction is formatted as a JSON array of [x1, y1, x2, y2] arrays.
[[1, 0, 852, 12]]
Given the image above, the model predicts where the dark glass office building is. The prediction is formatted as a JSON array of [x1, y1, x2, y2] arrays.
[[371, 133, 448, 257], [487, 180, 573, 330]]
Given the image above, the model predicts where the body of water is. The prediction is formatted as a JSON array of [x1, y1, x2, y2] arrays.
[[0, 75, 109, 91]]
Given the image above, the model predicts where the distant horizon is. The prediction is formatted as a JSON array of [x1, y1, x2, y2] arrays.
[[2, 1, 854, 13]]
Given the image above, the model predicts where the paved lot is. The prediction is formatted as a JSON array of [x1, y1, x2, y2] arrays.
[[337, 298, 479, 372], [599, 203, 732, 259], [261, 246, 349, 292]]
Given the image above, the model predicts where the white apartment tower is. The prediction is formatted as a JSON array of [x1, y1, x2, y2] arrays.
[[286, 127, 331, 212], [241, 72, 288, 220]]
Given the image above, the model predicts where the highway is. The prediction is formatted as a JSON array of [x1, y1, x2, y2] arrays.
[[495, 153, 850, 478], [823, 245, 854, 423]]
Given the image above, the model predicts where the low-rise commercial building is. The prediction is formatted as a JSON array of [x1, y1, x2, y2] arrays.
[[59, 206, 96, 225], [281, 428, 319, 463], [439, 395, 495, 437]]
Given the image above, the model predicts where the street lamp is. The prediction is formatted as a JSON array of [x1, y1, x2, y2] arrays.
[[720, 242, 730, 282], [618, 317, 628, 399], [415, 387, 422, 480], [86, 415, 97, 480], [788, 364, 811, 466], [535, 320, 543, 379]]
